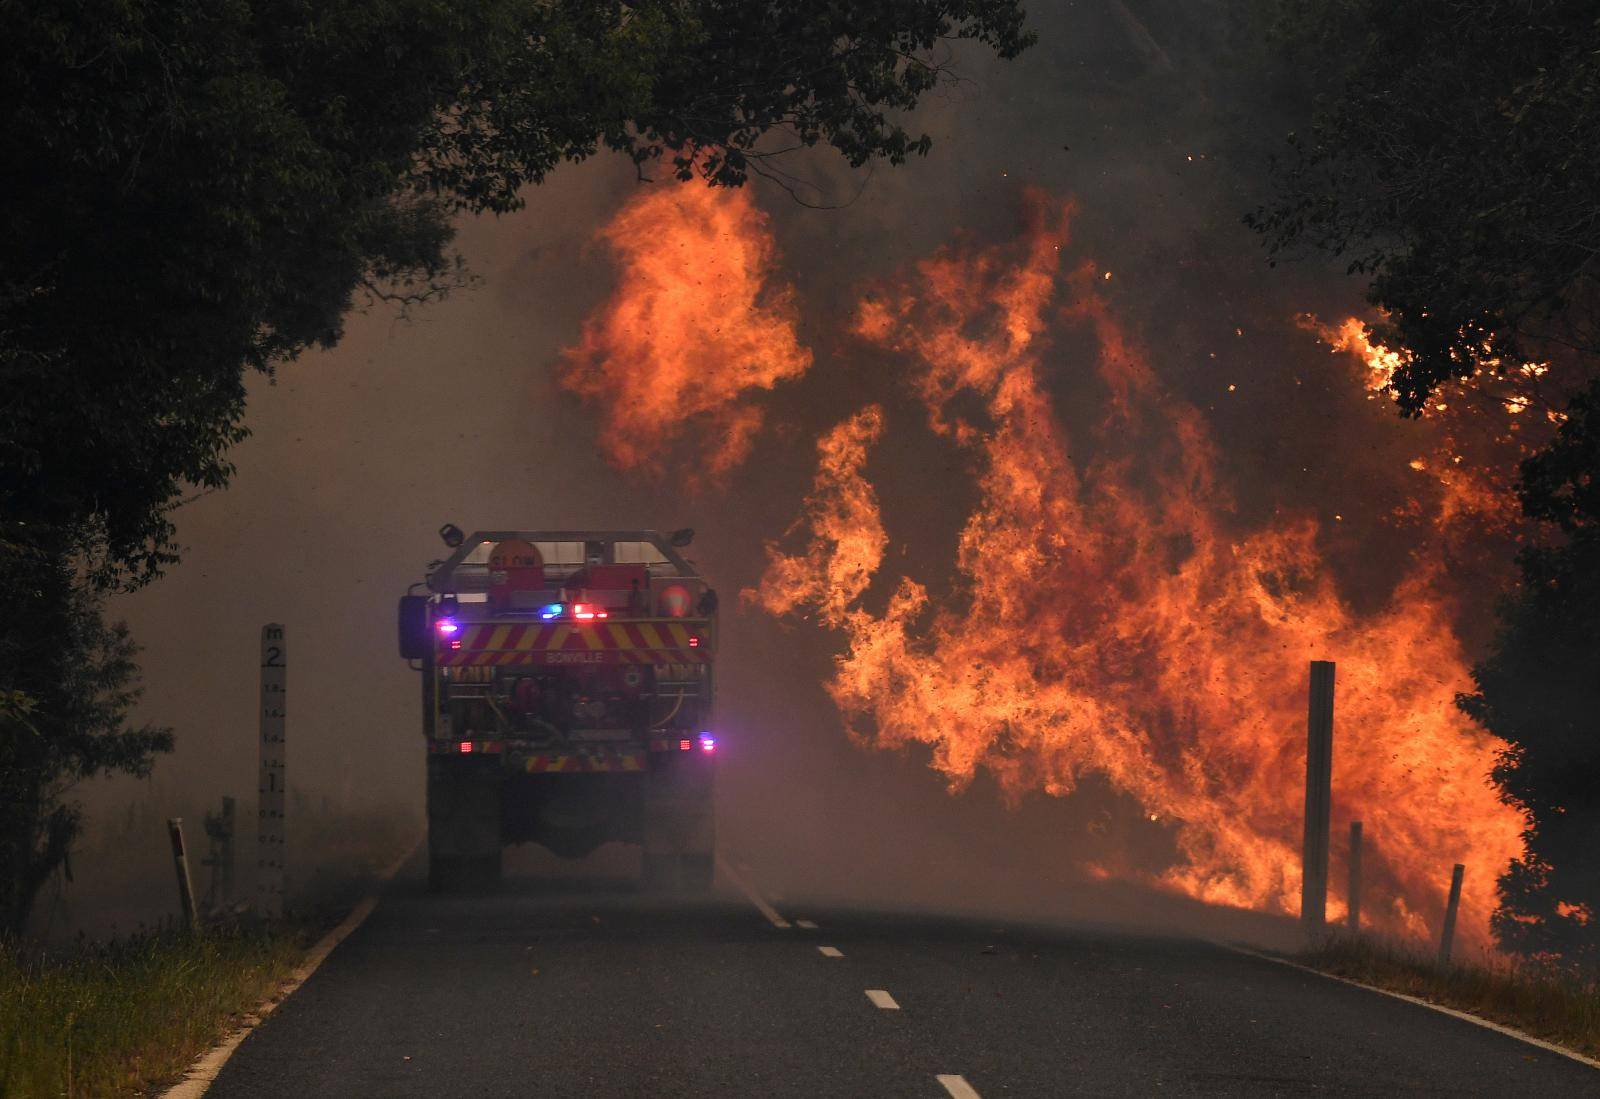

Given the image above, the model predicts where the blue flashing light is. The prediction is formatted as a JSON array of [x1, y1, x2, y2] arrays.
[[540, 603, 565, 620], [435, 618, 460, 636], [697, 732, 717, 754]]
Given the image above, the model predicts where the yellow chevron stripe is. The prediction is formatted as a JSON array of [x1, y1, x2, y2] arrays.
[[638, 623, 667, 650], [667, 623, 689, 647], [547, 623, 571, 650], [605, 623, 633, 649], [483, 625, 511, 651]]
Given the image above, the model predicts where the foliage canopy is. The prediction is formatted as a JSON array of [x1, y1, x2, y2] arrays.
[[0, 0, 1033, 586], [1249, 0, 1600, 416]]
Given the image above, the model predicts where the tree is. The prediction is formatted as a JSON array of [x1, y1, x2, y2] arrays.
[[1, 0, 1034, 587], [1460, 380, 1600, 964], [1248, 0, 1600, 415], [0, 538, 172, 934], [1248, 0, 1600, 962], [0, 0, 1032, 932]]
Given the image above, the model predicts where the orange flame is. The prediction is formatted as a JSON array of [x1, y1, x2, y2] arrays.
[[750, 198, 1525, 943], [559, 184, 812, 481]]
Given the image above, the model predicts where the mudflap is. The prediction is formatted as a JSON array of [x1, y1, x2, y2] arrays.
[[427, 753, 504, 892], [642, 759, 716, 892]]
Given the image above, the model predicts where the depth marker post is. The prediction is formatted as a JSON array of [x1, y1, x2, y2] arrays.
[[1301, 660, 1336, 933], [258, 624, 287, 918]]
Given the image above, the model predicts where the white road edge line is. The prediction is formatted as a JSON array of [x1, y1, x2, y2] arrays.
[[936, 1074, 982, 1099], [162, 839, 421, 1099], [1217, 941, 1600, 1072], [715, 854, 790, 929], [818, 946, 844, 958], [865, 988, 900, 1010], [795, 919, 818, 929]]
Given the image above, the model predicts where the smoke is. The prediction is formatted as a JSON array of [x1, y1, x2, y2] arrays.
[[71, 2, 1528, 947]]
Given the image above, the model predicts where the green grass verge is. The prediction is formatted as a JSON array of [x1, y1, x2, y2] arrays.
[[1301, 934, 1600, 1060], [0, 925, 307, 1098]]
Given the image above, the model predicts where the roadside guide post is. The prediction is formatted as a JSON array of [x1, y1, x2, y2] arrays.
[[1301, 660, 1335, 933], [258, 624, 287, 919], [1347, 820, 1363, 933], [1438, 864, 1465, 966]]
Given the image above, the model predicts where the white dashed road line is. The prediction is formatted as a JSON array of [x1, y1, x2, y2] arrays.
[[817, 946, 843, 958], [936, 1074, 982, 1099], [865, 989, 900, 1010], [795, 919, 818, 929], [715, 854, 791, 929]]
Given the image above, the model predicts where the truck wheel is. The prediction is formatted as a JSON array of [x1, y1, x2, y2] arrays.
[[680, 852, 714, 893], [427, 756, 503, 893]]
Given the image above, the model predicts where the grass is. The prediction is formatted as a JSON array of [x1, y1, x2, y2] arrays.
[[2, 802, 419, 1097], [0, 925, 307, 1098], [1301, 933, 1600, 1060]]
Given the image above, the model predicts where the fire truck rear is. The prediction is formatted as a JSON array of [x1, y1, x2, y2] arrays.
[[397, 528, 718, 891]]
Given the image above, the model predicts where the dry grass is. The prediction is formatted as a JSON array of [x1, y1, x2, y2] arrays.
[[1302, 933, 1600, 1060], [2, 804, 418, 1097], [0, 926, 306, 1098]]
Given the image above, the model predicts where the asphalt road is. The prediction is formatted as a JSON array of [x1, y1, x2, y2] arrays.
[[205, 852, 1600, 1098]]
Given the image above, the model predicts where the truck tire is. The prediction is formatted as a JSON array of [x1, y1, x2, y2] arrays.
[[427, 755, 503, 893]]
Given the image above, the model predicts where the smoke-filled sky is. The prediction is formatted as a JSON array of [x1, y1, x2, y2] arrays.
[[98, 2, 1528, 941]]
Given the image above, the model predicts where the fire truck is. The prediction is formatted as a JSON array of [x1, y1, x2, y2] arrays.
[[398, 528, 718, 892]]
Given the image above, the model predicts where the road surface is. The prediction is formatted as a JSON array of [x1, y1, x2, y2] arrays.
[[205, 852, 1599, 1097]]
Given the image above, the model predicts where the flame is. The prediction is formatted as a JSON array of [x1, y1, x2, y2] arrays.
[[1309, 315, 1409, 397], [749, 197, 1525, 943], [559, 183, 812, 481]]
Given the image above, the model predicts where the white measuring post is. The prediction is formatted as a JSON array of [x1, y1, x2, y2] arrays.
[[258, 624, 287, 918]]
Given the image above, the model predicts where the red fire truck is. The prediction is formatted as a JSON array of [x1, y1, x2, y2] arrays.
[[398, 528, 718, 891]]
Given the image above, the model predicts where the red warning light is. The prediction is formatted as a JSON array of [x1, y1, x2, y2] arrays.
[[458, 741, 473, 754], [678, 738, 692, 751]]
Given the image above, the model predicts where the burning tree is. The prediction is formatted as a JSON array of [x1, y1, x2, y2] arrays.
[[1252, 0, 1600, 962]]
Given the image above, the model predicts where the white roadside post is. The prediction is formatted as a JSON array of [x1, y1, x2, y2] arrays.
[[258, 624, 287, 919]]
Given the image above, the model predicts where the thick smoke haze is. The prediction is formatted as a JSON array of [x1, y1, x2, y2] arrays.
[[69, 3, 1514, 944]]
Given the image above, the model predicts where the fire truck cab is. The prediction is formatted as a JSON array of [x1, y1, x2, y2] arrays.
[[398, 528, 717, 892]]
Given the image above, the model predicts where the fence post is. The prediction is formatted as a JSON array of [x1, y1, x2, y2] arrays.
[[167, 818, 198, 930], [1301, 660, 1336, 933], [1438, 864, 1465, 965], [1347, 821, 1363, 933]]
